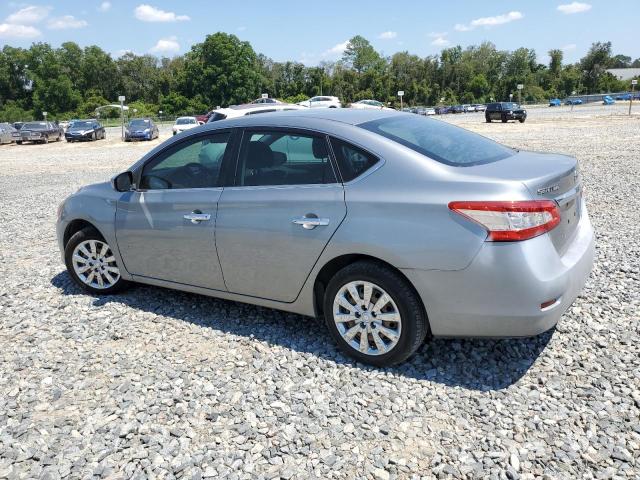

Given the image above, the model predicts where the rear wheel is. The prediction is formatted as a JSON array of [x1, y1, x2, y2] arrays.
[[501, 114, 507, 123], [65, 227, 130, 295], [324, 261, 428, 367], [43, 136, 49, 144], [485, 116, 491, 123], [17, 141, 22, 145], [519, 118, 526, 123]]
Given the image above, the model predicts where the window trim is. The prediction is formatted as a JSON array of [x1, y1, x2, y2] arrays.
[[232, 127, 341, 188], [134, 129, 236, 191]]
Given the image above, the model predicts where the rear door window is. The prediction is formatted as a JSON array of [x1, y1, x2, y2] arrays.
[[330, 138, 379, 182]]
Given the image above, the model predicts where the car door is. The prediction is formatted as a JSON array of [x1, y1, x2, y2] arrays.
[[215, 128, 347, 302], [115, 130, 235, 290]]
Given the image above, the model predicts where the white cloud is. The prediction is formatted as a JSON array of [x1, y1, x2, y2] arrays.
[[99, 1, 111, 12], [6, 5, 51, 24], [378, 31, 397, 40], [323, 40, 349, 58], [557, 2, 592, 14], [562, 43, 577, 51], [431, 36, 450, 47], [0, 22, 40, 38], [134, 4, 189, 22], [48, 15, 88, 30], [455, 11, 523, 31], [150, 36, 180, 54]]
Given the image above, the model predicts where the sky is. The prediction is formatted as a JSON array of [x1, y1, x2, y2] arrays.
[[0, 1, 638, 65]]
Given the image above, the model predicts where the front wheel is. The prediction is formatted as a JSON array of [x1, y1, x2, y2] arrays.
[[485, 116, 491, 123], [324, 261, 429, 367], [92, 132, 97, 141], [65, 227, 130, 295], [519, 118, 526, 123], [43, 136, 49, 144]]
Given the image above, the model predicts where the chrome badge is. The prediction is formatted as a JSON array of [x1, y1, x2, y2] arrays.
[[537, 184, 560, 195]]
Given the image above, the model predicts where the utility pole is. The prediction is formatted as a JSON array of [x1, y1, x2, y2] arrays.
[[398, 90, 404, 110], [630, 80, 637, 116]]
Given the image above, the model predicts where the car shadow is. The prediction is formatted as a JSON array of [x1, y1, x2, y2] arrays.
[[50, 271, 553, 391]]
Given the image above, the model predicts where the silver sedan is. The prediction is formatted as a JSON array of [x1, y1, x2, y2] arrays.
[[56, 109, 595, 366]]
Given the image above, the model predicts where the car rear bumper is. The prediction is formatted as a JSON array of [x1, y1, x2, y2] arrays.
[[402, 202, 595, 338]]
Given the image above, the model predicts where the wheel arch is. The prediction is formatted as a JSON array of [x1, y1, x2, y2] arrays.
[[63, 218, 105, 248], [312, 253, 428, 322]]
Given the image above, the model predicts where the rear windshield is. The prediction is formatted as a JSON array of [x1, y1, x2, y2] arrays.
[[23, 122, 47, 130], [176, 118, 196, 124], [129, 119, 150, 127], [359, 115, 515, 166]]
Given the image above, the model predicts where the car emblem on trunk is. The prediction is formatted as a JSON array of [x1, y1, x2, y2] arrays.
[[573, 169, 579, 183], [537, 184, 560, 195]]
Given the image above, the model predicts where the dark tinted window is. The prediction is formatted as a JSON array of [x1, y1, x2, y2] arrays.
[[359, 115, 514, 167], [141, 133, 230, 189], [238, 132, 336, 186], [330, 138, 379, 182]]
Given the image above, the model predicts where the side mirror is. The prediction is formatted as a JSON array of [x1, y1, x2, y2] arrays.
[[112, 171, 134, 192]]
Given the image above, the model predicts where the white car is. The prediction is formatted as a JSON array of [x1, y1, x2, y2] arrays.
[[425, 107, 436, 115], [349, 99, 392, 110], [207, 103, 306, 122], [172, 117, 201, 135], [297, 96, 341, 108], [250, 97, 283, 105]]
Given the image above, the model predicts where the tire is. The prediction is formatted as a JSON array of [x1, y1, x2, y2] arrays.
[[519, 118, 526, 123], [64, 227, 130, 295], [501, 115, 507, 123], [485, 116, 491, 123], [43, 136, 49, 144], [17, 141, 22, 145], [92, 132, 97, 141], [323, 260, 429, 367]]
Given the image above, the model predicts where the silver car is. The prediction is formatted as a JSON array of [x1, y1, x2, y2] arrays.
[[56, 109, 595, 366]]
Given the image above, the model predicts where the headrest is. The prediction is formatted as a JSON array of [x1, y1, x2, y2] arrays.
[[312, 137, 328, 159], [272, 151, 287, 166], [246, 142, 274, 169]]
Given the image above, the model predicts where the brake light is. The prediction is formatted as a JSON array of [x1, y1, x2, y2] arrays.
[[448, 200, 561, 241]]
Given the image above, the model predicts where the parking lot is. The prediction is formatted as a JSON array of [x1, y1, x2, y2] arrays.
[[0, 105, 638, 479]]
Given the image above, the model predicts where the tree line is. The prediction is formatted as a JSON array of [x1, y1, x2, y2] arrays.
[[0, 32, 637, 121]]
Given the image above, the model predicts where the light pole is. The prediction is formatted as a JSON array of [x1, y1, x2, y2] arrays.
[[42, 111, 47, 122], [629, 79, 637, 116], [118, 95, 125, 140], [159, 110, 163, 124], [571, 90, 576, 112], [398, 90, 404, 110], [517, 84, 523, 104]]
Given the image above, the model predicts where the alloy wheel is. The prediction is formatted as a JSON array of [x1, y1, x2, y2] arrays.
[[332, 280, 402, 356], [71, 239, 121, 290]]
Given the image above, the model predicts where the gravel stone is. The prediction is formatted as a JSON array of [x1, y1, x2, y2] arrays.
[[0, 107, 639, 479]]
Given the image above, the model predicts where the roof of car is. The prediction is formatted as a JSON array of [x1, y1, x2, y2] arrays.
[[217, 107, 402, 127]]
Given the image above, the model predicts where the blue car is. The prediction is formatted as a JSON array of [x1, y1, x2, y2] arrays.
[[565, 98, 583, 105], [549, 98, 561, 107], [602, 96, 615, 105], [124, 118, 160, 142], [615, 93, 631, 101]]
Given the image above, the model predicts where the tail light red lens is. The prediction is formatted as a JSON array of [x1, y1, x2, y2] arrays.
[[448, 200, 561, 241]]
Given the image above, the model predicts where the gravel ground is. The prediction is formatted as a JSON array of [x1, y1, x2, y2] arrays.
[[0, 107, 638, 480]]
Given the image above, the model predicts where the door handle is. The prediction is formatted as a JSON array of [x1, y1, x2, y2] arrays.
[[292, 215, 330, 230], [183, 211, 211, 224]]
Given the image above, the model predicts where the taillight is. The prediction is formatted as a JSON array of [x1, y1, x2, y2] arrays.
[[448, 200, 561, 241]]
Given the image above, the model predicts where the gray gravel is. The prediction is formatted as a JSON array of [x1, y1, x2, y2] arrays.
[[0, 109, 638, 480]]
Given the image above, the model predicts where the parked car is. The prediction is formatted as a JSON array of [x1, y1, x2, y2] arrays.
[[415, 107, 427, 116], [17, 121, 63, 144], [473, 104, 486, 112], [125, 118, 159, 142], [424, 107, 436, 115], [206, 103, 306, 123], [485, 102, 527, 123], [297, 96, 341, 108], [435, 106, 451, 115], [0, 122, 17, 144], [172, 116, 201, 135], [350, 99, 391, 110], [451, 105, 465, 114], [549, 98, 562, 107], [565, 98, 583, 105], [65, 119, 106, 142], [57, 109, 594, 367], [250, 97, 283, 104], [463, 104, 476, 113], [13, 122, 24, 130], [602, 95, 615, 105]]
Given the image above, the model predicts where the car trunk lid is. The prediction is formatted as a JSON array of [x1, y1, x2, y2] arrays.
[[461, 150, 581, 253]]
